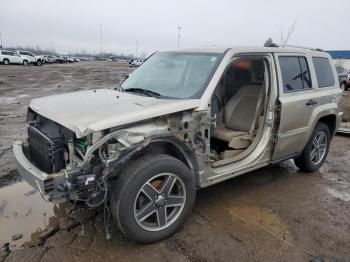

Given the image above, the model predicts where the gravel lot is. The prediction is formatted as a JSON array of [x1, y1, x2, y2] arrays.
[[0, 61, 349, 262]]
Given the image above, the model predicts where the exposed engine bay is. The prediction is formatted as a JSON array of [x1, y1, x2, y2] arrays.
[[24, 108, 206, 207]]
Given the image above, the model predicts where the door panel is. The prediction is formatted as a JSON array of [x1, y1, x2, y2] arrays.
[[272, 53, 319, 160]]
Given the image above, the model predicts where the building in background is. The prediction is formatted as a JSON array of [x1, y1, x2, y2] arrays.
[[327, 50, 350, 70]]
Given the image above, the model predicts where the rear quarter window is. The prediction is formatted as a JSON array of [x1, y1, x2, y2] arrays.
[[312, 57, 335, 88]]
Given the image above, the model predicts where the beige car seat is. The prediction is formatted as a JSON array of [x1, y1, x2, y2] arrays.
[[212, 85, 264, 149]]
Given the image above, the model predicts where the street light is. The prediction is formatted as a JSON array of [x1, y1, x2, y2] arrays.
[[136, 40, 139, 58], [177, 27, 182, 48]]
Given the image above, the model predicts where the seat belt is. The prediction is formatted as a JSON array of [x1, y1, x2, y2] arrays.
[[248, 87, 265, 137]]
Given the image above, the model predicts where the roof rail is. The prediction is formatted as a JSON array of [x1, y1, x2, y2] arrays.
[[282, 45, 323, 52]]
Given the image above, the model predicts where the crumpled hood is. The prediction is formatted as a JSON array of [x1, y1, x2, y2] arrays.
[[29, 89, 200, 138]]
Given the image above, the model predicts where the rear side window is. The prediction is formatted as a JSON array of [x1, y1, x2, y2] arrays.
[[1, 51, 12, 55], [279, 56, 312, 92], [312, 57, 335, 88]]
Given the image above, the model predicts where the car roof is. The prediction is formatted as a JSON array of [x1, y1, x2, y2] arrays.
[[162, 46, 328, 56]]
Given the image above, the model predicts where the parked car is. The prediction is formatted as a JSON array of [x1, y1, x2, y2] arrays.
[[55, 56, 66, 63], [13, 47, 342, 243], [0, 50, 29, 65], [17, 51, 43, 66], [67, 57, 75, 63], [43, 55, 58, 64], [130, 59, 143, 67], [336, 66, 348, 91]]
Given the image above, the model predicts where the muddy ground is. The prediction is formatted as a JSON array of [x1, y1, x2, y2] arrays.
[[0, 61, 349, 262]]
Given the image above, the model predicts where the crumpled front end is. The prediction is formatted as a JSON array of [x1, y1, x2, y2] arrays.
[[13, 108, 204, 205]]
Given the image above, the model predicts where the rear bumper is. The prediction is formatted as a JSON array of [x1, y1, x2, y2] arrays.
[[13, 140, 66, 202]]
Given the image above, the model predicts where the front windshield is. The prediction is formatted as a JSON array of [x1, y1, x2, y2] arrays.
[[120, 52, 222, 99]]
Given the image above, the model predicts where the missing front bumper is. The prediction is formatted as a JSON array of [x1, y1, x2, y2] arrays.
[[13, 140, 66, 202]]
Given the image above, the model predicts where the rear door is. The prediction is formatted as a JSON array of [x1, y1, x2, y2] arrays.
[[272, 53, 319, 160], [13, 52, 23, 63]]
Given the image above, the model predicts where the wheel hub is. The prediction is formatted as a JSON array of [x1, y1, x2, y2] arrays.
[[154, 194, 166, 207]]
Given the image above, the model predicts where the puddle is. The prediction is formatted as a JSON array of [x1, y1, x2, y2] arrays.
[[326, 188, 350, 202], [228, 206, 293, 245], [0, 182, 66, 249]]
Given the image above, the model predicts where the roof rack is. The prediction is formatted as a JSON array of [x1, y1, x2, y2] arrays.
[[282, 45, 323, 52]]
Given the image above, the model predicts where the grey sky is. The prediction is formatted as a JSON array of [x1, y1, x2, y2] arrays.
[[0, 0, 348, 55]]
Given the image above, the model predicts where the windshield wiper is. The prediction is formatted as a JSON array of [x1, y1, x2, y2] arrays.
[[124, 88, 161, 98]]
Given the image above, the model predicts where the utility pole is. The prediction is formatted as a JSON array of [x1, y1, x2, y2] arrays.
[[99, 24, 103, 58], [0, 33, 3, 48], [177, 26, 182, 48], [135, 40, 139, 58]]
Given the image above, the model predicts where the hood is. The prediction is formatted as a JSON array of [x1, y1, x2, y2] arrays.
[[29, 89, 200, 138]]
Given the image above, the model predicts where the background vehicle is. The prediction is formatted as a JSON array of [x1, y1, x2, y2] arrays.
[[130, 59, 143, 67], [336, 66, 348, 91], [43, 55, 58, 63], [0, 50, 29, 65], [55, 56, 65, 63], [346, 70, 350, 89], [13, 47, 342, 243], [17, 51, 43, 66], [67, 57, 75, 63]]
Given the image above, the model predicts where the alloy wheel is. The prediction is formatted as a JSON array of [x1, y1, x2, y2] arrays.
[[310, 131, 327, 165], [133, 173, 186, 232]]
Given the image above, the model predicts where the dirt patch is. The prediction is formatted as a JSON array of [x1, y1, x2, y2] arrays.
[[228, 206, 293, 245]]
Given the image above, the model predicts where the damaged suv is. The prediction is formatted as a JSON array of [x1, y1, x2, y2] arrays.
[[13, 47, 342, 243]]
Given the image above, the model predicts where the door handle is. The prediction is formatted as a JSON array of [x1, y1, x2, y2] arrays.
[[306, 99, 317, 106]]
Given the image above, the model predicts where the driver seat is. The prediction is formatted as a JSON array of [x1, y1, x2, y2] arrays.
[[212, 85, 264, 149]]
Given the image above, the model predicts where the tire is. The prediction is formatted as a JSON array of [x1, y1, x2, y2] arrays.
[[36, 60, 42, 66], [23, 60, 29, 66], [3, 59, 9, 65], [294, 122, 330, 172], [340, 82, 346, 92], [110, 154, 196, 243]]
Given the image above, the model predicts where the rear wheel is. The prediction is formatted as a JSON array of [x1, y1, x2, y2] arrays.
[[110, 154, 196, 243], [23, 60, 29, 66], [294, 123, 330, 172], [3, 59, 9, 65]]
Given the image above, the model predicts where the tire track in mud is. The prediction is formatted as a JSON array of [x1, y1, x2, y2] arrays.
[[165, 235, 208, 262]]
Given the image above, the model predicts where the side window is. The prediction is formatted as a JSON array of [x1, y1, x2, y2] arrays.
[[299, 57, 312, 88], [279, 56, 312, 92], [312, 57, 335, 88]]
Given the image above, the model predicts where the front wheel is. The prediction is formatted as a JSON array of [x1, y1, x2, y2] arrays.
[[3, 59, 9, 65], [23, 60, 29, 66], [110, 154, 196, 243], [36, 60, 42, 66], [294, 123, 330, 172]]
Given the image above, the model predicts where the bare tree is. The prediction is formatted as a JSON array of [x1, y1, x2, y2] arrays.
[[280, 19, 297, 47]]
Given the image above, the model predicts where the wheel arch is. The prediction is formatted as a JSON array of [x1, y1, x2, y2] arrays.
[[317, 114, 337, 137], [113, 136, 201, 187]]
